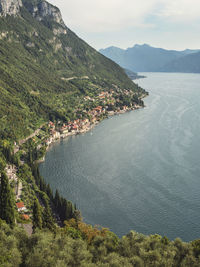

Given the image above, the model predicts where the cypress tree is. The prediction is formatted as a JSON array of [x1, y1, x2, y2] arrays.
[[32, 164, 39, 185], [42, 197, 55, 231], [46, 184, 53, 200], [0, 172, 15, 226], [67, 201, 75, 219], [54, 189, 61, 210], [62, 199, 68, 222], [32, 198, 42, 232], [28, 148, 33, 165]]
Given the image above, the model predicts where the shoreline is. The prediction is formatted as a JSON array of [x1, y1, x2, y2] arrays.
[[10, 95, 147, 228], [42, 103, 145, 159]]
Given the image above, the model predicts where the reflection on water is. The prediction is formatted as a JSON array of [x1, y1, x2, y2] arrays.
[[40, 73, 200, 241]]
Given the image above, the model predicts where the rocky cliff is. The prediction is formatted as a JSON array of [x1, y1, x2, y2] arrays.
[[0, 0, 22, 16], [0, 0, 65, 28], [23, 0, 66, 27]]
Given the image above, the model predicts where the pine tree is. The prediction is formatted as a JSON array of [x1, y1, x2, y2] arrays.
[[0, 172, 15, 226], [54, 189, 61, 210], [46, 184, 53, 200], [67, 201, 75, 219], [32, 198, 42, 232], [42, 197, 55, 231]]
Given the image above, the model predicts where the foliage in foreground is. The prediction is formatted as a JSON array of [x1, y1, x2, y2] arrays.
[[0, 220, 200, 267]]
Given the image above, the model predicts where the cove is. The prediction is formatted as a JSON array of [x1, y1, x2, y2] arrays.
[[40, 72, 200, 241]]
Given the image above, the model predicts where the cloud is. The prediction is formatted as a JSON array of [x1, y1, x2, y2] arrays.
[[158, 0, 200, 22], [48, 0, 200, 32], [47, 0, 200, 50], [48, 0, 161, 32]]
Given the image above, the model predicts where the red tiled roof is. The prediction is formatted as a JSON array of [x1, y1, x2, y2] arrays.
[[16, 202, 24, 209], [94, 106, 102, 111], [21, 214, 29, 220]]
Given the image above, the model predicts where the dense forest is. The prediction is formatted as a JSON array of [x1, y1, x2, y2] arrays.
[[1, 219, 200, 267]]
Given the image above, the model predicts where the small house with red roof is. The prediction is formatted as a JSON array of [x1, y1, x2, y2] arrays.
[[21, 214, 30, 220], [16, 202, 26, 212]]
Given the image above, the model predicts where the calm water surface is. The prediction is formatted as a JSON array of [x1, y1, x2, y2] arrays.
[[40, 73, 200, 241]]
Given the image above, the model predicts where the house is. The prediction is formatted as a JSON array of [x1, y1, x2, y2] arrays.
[[49, 121, 55, 128], [74, 119, 80, 124], [45, 137, 53, 146], [91, 117, 97, 123], [93, 106, 102, 114], [50, 130, 60, 140], [60, 127, 69, 134], [71, 125, 78, 131], [16, 202, 26, 212], [21, 214, 30, 220], [84, 119, 89, 124]]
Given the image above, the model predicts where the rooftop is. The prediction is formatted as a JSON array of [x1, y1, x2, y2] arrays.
[[16, 202, 25, 209]]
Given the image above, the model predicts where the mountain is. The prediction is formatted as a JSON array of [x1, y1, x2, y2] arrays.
[[100, 44, 199, 72], [124, 69, 146, 80], [161, 51, 200, 73], [100, 46, 126, 68], [0, 0, 146, 140]]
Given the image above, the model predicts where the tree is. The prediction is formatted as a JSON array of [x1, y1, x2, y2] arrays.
[[0, 156, 6, 172], [32, 198, 42, 232], [54, 189, 61, 210], [0, 172, 15, 226], [42, 197, 55, 232], [46, 184, 53, 200]]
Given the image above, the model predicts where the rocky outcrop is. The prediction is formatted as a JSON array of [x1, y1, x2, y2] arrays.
[[0, 0, 67, 34], [53, 27, 67, 36], [25, 0, 66, 28], [0, 0, 22, 16]]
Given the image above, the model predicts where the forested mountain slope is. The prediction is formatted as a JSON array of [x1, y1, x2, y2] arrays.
[[0, 0, 146, 140], [0, 2, 200, 267]]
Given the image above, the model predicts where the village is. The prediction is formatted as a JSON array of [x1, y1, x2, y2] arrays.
[[5, 164, 31, 223], [46, 90, 143, 147], [3, 89, 144, 230]]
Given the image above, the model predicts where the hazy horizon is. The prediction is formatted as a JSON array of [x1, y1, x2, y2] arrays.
[[99, 43, 200, 52]]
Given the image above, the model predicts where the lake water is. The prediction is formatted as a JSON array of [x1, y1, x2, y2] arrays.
[[40, 73, 200, 241]]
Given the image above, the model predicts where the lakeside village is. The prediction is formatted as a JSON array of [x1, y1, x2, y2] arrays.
[[46, 90, 144, 147], [2, 89, 145, 230]]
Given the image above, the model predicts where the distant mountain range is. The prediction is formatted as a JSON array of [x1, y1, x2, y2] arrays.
[[100, 44, 200, 73]]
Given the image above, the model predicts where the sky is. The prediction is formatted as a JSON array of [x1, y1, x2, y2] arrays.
[[48, 0, 200, 51]]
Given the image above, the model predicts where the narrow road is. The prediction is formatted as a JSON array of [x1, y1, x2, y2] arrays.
[[19, 124, 45, 145], [14, 123, 46, 153], [16, 181, 22, 200]]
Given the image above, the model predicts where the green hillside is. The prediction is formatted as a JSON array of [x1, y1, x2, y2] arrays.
[[0, 0, 146, 140], [1, 2, 200, 267], [1, 219, 200, 267]]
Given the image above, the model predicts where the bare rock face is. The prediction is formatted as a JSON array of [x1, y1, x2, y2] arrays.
[[0, 0, 22, 16], [0, 0, 67, 34], [26, 1, 66, 28]]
